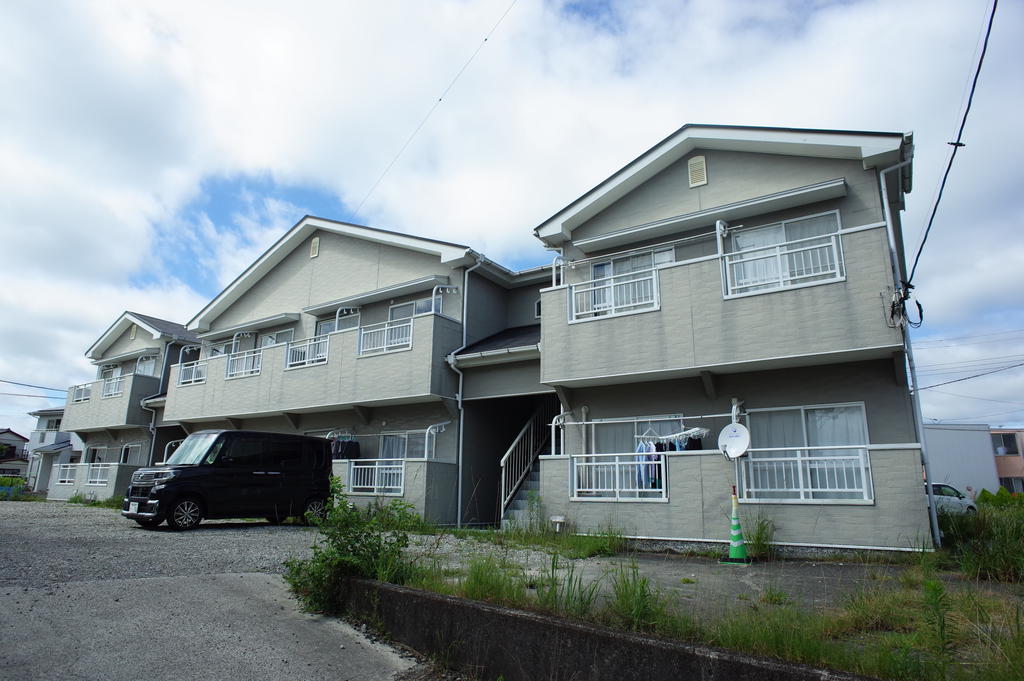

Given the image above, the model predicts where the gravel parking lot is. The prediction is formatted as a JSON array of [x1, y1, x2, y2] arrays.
[[0, 500, 319, 588], [0, 500, 433, 681]]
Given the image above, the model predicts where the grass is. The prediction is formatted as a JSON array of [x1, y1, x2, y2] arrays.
[[449, 524, 626, 560], [940, 505, 1024, 582], [67, 492, 123, 509]]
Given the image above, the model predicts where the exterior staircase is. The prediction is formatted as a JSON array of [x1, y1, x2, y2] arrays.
[[501, 459, 543, 529]]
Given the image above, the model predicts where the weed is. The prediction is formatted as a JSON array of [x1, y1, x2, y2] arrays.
[[535, 554, 600, 618], [679, 577, 697, 585], [941, 505, 1024, 582], [460, 555, 525, 606], [922, 580, 955, 666], [746, 512, 776, 560], [603, 561, 665, 632], [759, 585, 788, 606], [67, 493, 123, 509], [454, 524, 625, 560]]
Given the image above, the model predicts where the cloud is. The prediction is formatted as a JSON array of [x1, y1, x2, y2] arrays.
[[0, 0, 1021, 436]]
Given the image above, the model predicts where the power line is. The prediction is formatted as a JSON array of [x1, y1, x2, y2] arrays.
[[907, 0, 998, 284], [928, 388, 1024, 406], [916, 358, 1024, 391], [353, 0, 519, 216], [914, 327, 1024, 345], [0, 378, 66, 393], [0, 392, 66, 399]]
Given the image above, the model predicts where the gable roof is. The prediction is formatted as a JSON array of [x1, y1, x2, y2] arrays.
[[0, 429, 29, 441], [86, 311, 199, 361], [188, 215, 478, 332], [533, 124, 912, 246]]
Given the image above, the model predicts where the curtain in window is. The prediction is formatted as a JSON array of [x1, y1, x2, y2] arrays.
[[805, 406, 868, 499], [136, 356, 157, 376], [380, 434, 407, 459]]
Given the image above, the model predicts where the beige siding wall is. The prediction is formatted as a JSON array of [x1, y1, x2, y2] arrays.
[[166, 315, 454, 422], [463, 361, 552, 401], [538, 447, 930, 549], [102, 326, 164, 364], [334, 459, 458, 524], [541, 227, 901, 384], [63, 374, 161, 432], [209, 229, 465, 337], [573, 150, 882, 242]]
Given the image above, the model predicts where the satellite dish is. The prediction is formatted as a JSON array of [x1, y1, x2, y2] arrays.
[[718, 423, 751, 460]]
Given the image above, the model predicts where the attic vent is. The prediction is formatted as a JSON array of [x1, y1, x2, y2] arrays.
[[310, 236, 320, 258], [129, 324, 137, 340], [687, 155, 707, 188]]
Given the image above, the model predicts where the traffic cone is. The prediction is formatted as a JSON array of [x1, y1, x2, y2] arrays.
[[721, 485, 752, 565]]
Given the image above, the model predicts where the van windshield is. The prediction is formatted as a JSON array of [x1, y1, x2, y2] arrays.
[[165, 432, 222, 465]]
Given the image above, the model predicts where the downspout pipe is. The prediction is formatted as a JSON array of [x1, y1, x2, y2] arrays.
[[446, 255, 485, 528], [880, 152, 941, 548], [140, 341, 181, 466]]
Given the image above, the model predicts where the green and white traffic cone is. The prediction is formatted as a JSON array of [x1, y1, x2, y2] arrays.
[[721, 485, 752, 565]]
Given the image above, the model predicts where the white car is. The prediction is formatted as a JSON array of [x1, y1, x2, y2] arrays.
[[930, 483, 977, 514]]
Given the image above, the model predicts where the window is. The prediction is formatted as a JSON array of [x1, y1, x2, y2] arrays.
[[120, 442, 143, 465], [259, 329, 294, 347], [135, 355, 157, 376], [534, 299, 542, 319], [572, 415, 683, 501], [740, 404, 872, 502], [100, 366, 124, 398], [724, 212, 843, 296], [44, 418, 62, 431], [390, 295, 442, 320], [209, 342, 232, 357], [379, 431, 427, 459], [992, 433, 1019, 456], [1000, 477, 1024, 494], [85, 447, 107, 463], [317, 313, 359, 336], [572, 247, 672, 321]]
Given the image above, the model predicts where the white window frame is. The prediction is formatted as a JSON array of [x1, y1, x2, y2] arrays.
[[389, 294, 442, 321], [720, 209, 845, 299], [738, 402, 873, 505], [259, 329, 294, 348], [316, 313, 360, 336], [135, 355, 158, 377], [120, 442, 143, 465], [567, 247, 672, 323]]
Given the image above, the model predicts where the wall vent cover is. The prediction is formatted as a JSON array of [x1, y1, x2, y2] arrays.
[[688, 155, 707, 188], [310, 236, 320, 258]]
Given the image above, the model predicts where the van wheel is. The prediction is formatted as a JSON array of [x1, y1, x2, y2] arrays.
[[167, 497, 203, 531], [303, 498, 327, 525]]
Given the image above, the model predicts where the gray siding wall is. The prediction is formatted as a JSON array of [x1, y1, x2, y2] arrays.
[[573, 150, 882, 242], [506, 284, 544, 328], [541, 228, 901, 384], [209, 230, 465, 337], [334, 460, 458, 524], [463, 361, 552, 401], [167, 315, 456, 422], [465, 272, 508, 346], [538, 447, 930, 549], [562, 360, 916, 445], [63, 374, 161, 432]]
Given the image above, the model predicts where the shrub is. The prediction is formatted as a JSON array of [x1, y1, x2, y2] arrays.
[[285, 479, 424, 612], [940, 505, 1024, 582]]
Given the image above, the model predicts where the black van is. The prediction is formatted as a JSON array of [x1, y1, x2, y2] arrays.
[[121, 430, 331, 530]]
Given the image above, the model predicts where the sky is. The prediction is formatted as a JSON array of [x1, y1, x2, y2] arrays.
[[1, 0, 1022, 440]]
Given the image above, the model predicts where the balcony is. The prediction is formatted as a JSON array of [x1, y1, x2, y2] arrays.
[[541, 227, 903, 386], [164, 314, 462, 424], [63, 373, 161, 432]]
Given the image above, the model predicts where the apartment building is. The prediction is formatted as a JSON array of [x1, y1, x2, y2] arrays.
[[24, 408, 83, 492], [992, 428, 1024, 493], [56, 312, 197, 500], [528, 125, 931, 550], [159, 219, 548, 524], [0, 428, 29, 476], [56, 124, 935, 549]]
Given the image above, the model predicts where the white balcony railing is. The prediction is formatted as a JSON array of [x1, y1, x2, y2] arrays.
[[348, 459, 405, 495], [738, 445, 872, 502], [724, 233, 843, 296], [358, 320, 412, 355], [101, 376, 126, 398], [86, 463, 113, 486], [225, 349, 262, 378], [56, 464, 77, 485], [71, 384, 92, 403], [569, 272, 658, 321], [177, 361, 208, 385], [572, 453, 667, 500], [286, 336, 329, 368]]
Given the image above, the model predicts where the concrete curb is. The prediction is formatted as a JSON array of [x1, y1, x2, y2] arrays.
[[341, 579, 877, 681]]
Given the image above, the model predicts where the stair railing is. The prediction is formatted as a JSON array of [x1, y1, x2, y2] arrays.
[[499, 401, 560, 518]]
